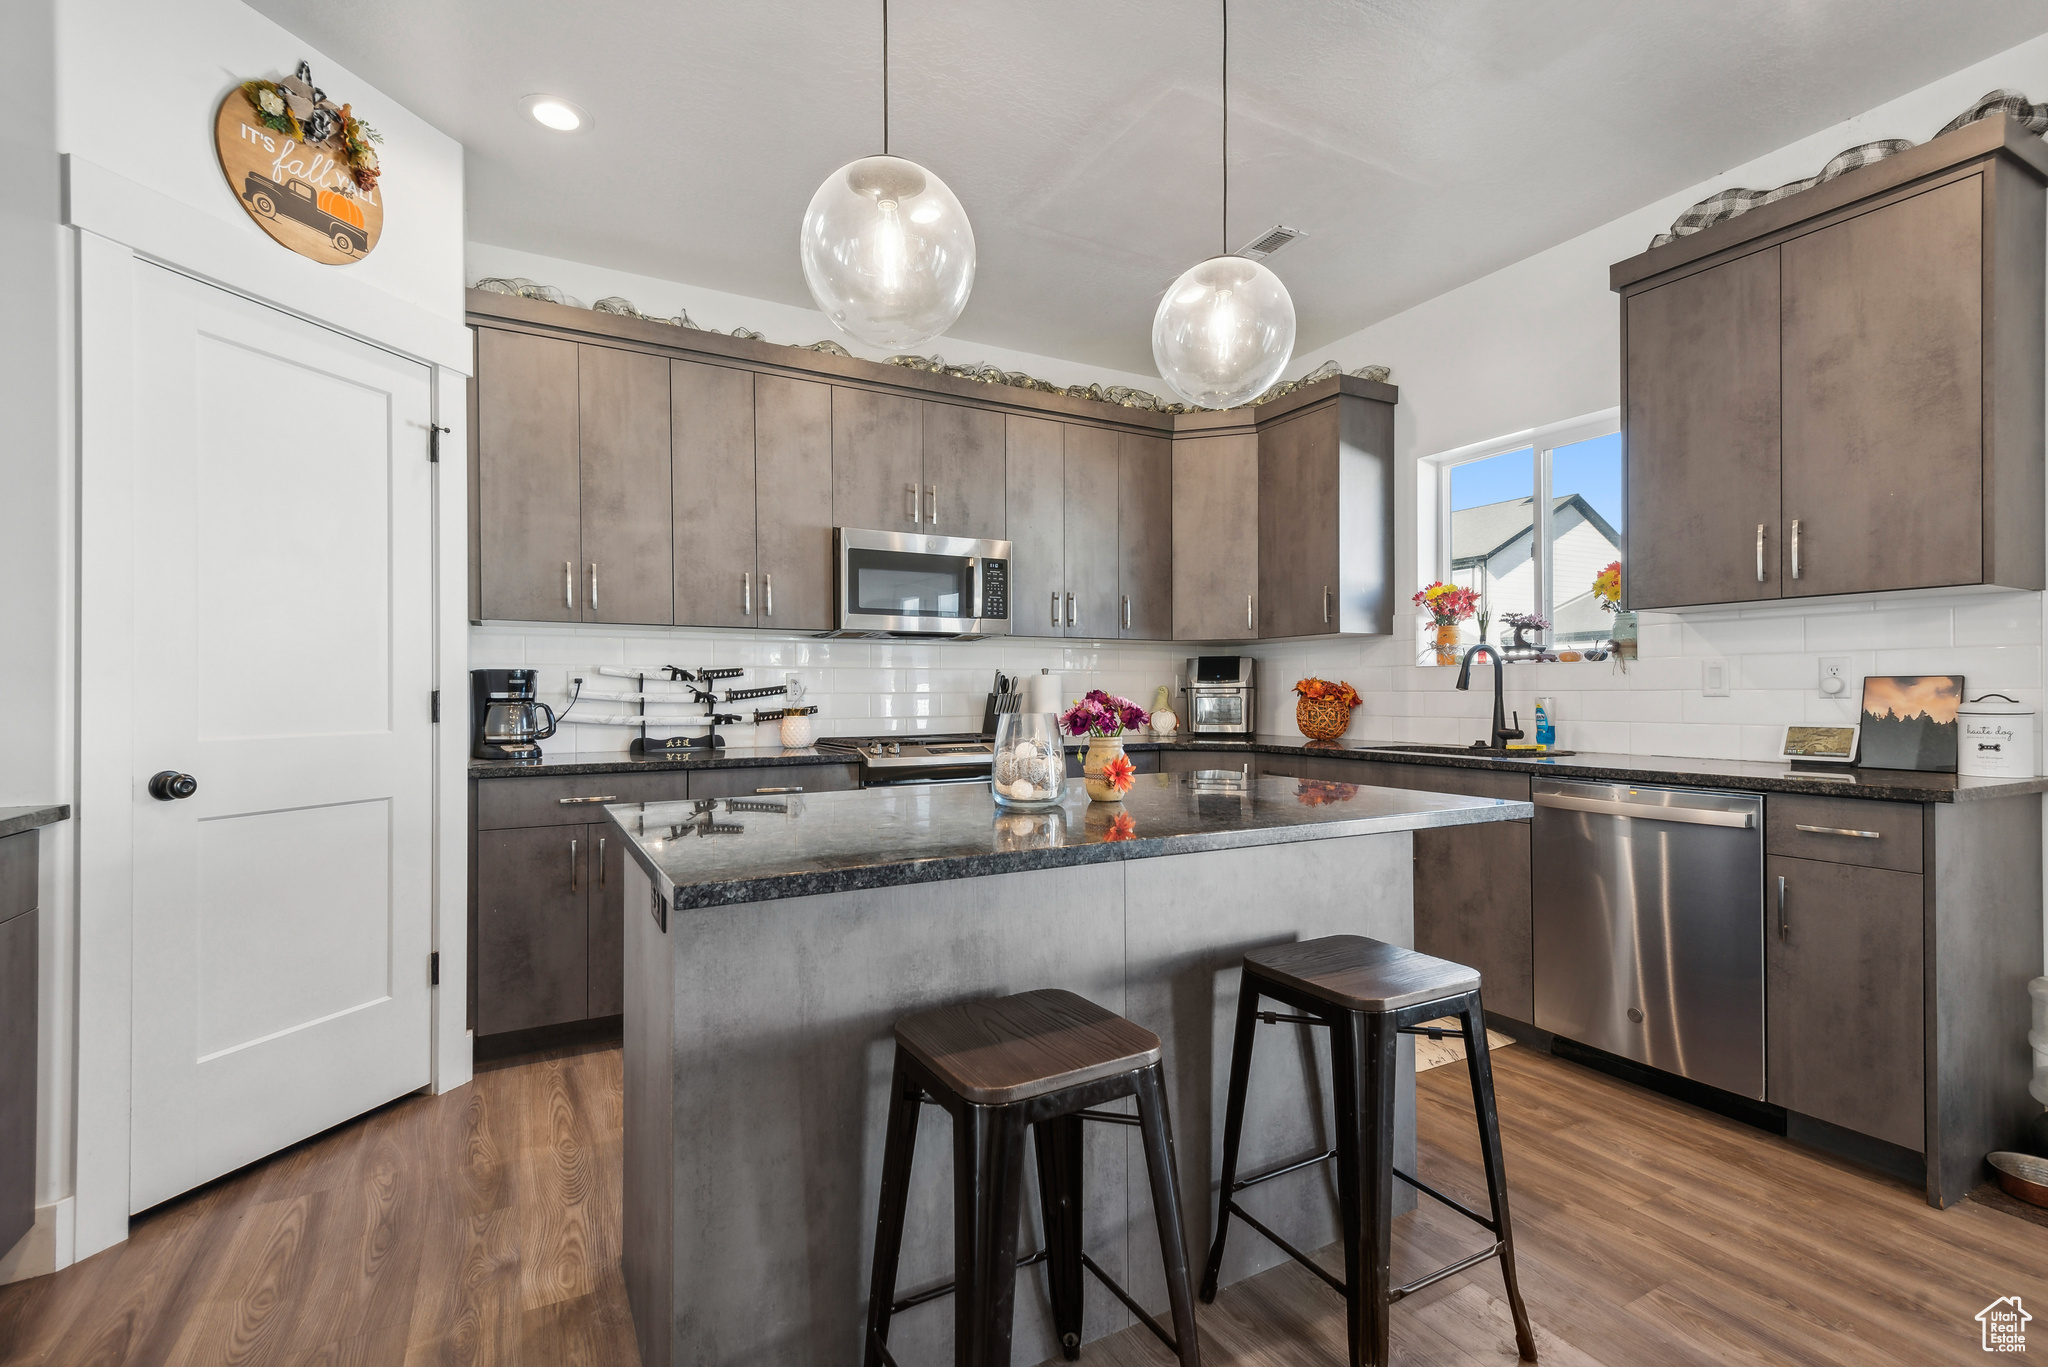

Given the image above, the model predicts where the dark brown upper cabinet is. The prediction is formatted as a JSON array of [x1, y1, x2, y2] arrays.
[[1613, 114, 2048, 609], [921, 401, 1007, 541], [1004, 414, 1066, 639], [831, 388, 924, 533], [1255, 385, 1395, 638], [671, 360, 756, 629], [1172, 431, 1258, 640], [475, 328, 580, 622], [1116, 432, 1172, 640], [473, 330, 674, 625], [1061, 425, 1120, 639], [754, 375, 835, 631]]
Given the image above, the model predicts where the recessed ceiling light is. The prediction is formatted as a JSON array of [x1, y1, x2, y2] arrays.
[[520, 94, 591, 133]]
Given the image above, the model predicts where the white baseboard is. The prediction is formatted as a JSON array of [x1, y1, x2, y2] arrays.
[[0, 1196, 77, 1283]]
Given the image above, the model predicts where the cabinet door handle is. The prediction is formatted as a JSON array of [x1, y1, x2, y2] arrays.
[[927, 484, 938, 526], [557, 795, 619, 805], [565, 560, 573, 609], [765, 572, 773, 617], [909, 483, 921, 524], [1247, 593, 1254, 631], [743, 571, 752, 616], [754, 786, 804, 794], [571, 838, 581, 893], [1122, 594, 1131, 630], [1322, 585, 1330, 624], [1051, 590, 1060, 628], [1776, 874, 1788, 937], [1790, 519, 1802, 580], [589, 563, 598, 610], [1066, 592, 1076, 627], [1793, 823, 1881, 840], [597, 837, 607, 888], [1755, 524, 1765, 583]]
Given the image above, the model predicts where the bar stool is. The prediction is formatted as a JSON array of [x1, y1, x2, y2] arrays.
[[1200, 935, 1536, 1366], [863, 988, 1202, 1367]]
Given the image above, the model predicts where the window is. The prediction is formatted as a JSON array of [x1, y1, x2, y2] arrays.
[[1430, 414, 1622, 659]]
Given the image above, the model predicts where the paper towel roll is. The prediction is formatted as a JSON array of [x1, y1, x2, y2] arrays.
[[1023, 670, 1064, 717]]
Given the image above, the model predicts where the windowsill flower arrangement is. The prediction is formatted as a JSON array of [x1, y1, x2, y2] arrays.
[[1414, 581, 1479, 665], [1293, 677, 1362, 741], [1061, 690, 1149, 803]]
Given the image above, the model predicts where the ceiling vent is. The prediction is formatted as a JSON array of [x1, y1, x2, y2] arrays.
[[1237, 224, 1304, 260]]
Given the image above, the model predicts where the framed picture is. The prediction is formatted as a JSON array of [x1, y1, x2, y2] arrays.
[[1781, 724, 1858, 764], [1858, 675, 1964, 772]]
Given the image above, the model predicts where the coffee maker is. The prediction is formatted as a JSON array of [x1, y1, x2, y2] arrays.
[[471, 668, 558, 763]]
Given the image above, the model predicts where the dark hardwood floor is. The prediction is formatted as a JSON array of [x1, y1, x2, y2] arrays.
[[1, 1038, 2042, 1366]]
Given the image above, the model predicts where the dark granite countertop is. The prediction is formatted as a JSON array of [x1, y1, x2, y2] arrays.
[[0, 804, 70, 840], [608, 771, 1529, 910], [469, 745, 857, 779], [472, 734, 2044, 803], [1126, 736, 2048, 803]]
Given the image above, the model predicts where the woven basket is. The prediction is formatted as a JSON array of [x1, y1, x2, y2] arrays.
[[1296, 696, 1352, 741]]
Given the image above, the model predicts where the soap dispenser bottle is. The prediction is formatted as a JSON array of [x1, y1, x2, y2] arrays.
[[1534, 696, 1556, 749]]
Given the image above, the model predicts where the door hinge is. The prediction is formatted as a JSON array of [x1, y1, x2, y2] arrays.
[[431, 689, 441, 722], [429, 424, 451, 463], [430, 951, 440, 986]]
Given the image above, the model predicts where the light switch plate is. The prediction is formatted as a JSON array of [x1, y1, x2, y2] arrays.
[[1702, 659, 1730, 697], [1818, 657, 1852, 700]]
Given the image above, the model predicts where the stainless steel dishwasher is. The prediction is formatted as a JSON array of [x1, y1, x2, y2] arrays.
[[1531, 778, 1765, 1099]]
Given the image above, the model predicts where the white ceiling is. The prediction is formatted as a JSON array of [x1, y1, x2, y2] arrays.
[[249, 0, 2048, 374]]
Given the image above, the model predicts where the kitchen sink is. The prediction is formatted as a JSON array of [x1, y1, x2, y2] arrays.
[[1366, 743, 1578, 758]]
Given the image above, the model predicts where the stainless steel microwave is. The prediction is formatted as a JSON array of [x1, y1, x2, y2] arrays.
[[825, 528, 1011, 639]]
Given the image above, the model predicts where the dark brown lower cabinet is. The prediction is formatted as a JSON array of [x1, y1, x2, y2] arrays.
[[1765, 854, 1925, 1152], [475, 825, 591, 1036], [0, 828, 35, 1254], [589, 824, 627, 1018]]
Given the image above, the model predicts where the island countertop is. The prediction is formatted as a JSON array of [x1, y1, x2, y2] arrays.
[[608, 769, 1529, 910]]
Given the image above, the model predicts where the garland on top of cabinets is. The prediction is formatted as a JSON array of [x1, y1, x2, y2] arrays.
[[471, 275, 1389, 414]]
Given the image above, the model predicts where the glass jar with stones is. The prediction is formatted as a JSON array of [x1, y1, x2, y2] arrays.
[[991, 711, 1065, 810]]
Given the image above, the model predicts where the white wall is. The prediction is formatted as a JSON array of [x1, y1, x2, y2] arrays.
[[1249, 32, 2048, 765], [17, 0, 473, 1276], [466, 241, 1171, 396]]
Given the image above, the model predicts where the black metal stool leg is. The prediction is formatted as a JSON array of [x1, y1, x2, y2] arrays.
[[1032, 1114, 1085, 1361], [865, 1053, 924, 1367], [1334, 1008, 1397, 1367], [1134, 1064, 1203, 1366], [954, 1101, 1028, 1367], [1199, 977, 1262, 1301], [1461, 996, 1537, 1363]]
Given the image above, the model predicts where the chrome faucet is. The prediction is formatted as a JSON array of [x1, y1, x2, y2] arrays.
[[1455, 644, 1524, 751]]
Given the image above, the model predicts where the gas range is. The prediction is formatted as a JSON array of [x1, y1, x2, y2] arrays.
[[816, 733, 997, 786]]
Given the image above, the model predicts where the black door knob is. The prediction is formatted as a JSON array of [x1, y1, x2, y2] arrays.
[[148, 771, 198, 801]]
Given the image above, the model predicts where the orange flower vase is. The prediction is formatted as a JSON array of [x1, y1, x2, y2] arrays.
[[1433, 621, 1461, 667], [1082, 736, 1128, 803], [1296, 696, 1352, 741]]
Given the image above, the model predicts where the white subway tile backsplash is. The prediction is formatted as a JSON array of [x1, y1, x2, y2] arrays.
[[1805, 606, 1953, 652]]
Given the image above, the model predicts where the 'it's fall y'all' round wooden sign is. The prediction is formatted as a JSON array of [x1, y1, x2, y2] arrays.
[[214, 69, 383, 266]]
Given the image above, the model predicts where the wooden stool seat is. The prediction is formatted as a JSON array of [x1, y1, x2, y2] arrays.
[[1245, 934, 1480, 1013], [894, 989, 1164, 1105]]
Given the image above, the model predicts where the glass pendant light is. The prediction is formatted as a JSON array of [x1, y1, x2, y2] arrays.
[[1151, 0, 1295, 409], [800, 0, 975, 349]]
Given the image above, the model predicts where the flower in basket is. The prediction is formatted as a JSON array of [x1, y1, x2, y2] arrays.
[[1294, 677, 1361, 708], [1104, 811, 1138, 842], [1411, 581, 1479, 626], [1059, 689, 1149, 737], [1593, 561, 1622, 614], [1103, 752, 1136, 794]]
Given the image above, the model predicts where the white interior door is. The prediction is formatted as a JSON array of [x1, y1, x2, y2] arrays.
[[126, 263, 436, 1212]]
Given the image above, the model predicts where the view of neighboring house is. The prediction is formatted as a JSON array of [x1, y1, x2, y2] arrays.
[[1450, 493, 1622, 643]]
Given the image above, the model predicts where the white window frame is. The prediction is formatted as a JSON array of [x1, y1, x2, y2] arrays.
[[1426, 407, 1620, 652]]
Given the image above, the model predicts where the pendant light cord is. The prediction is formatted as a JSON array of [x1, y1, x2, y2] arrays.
[[1221, 0, 1229, 255], [882, 0, 890, 155]]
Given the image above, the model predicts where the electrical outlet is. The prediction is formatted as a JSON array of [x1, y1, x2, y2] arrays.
[[1702, 659, 1730, 697], [1818, 657, 1852, 700]]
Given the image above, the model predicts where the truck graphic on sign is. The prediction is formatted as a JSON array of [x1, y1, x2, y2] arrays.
[[240, 172, 368, 257]]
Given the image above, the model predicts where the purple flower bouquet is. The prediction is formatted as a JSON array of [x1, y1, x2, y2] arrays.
[[1059, 689, 1150, 738]]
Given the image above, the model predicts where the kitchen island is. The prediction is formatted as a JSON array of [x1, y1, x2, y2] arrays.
[[610, 770, 1530, 1367]]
